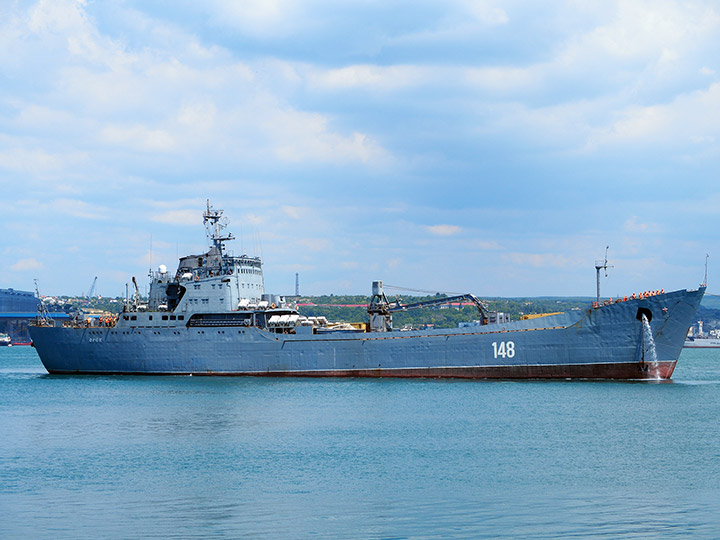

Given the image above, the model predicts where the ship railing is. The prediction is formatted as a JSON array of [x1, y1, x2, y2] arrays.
[[180, 266, 241, 281], [592, 289, 665, 309], [63, 316, 118, 329]]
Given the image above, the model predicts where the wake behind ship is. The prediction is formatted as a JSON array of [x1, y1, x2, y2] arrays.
[[30, 202, 704, 379]]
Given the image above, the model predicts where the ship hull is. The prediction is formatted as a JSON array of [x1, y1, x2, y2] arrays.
[[29, 288, 703, 380], [38, 362, 678, 379]]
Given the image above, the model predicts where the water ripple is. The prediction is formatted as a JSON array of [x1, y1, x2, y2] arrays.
[[2, 346, 720, 539]]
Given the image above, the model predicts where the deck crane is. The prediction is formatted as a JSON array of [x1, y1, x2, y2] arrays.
[[367, 280, 490, 332], [388, 293, 489, 320]]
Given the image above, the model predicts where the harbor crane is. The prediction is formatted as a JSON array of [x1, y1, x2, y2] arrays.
[[86, 276, 98, 299]]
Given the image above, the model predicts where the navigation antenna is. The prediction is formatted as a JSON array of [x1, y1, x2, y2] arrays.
[[595, 246, 613, 303], [703, 254, 709, 287], [33, 279, 53, 326], [203, 199, 234, 256]]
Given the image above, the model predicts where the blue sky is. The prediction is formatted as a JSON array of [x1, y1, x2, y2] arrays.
[[1, 0, 718, 298]]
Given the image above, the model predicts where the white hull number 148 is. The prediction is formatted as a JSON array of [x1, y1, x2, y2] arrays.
[[492, 341, 515, 359]]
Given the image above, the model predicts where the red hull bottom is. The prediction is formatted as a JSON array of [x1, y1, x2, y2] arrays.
[[48, 361, 678, 380]]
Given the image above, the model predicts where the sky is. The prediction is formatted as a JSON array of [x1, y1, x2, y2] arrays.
[[1, 0, 719, 299]]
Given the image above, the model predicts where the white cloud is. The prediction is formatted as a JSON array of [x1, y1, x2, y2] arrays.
[[297, 238, 331, 252], [281, 206, 309, 220], [0, 146, 86, 175], [586, 82, 720, 149], [177, 103, 218, 133], [574, 1, 720, 62], [306, 62, 541, 95], [462, 0, 508, 25], [28, 0, 88, 34], [427, 224, 462, 236], [152, 210, 202, 226], [0, 2, 389, 169], [203, 0, 302, 37], [464, 66, 538, 92], [51, 199, 109, 220], [13, 105, 83, 132], [503, 253, 571, 269], [2, 0, 720, 298], [145, 198, 209, 210], [13, 0, 715, 174], [387, 257, 402, 269], [309, 64, 426, 91], [624, 216, 652, 233], [476, 240, 501, 250], [101, 124, 175, 152], [26, 0, 134, 71], [10, 258, 43, 272], [269, 109, 389, 164]]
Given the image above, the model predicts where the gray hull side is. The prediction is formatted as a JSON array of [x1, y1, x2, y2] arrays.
[[29, 288, 703, 379]]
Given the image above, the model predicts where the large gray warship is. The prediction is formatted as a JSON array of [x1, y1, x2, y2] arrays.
[[30, 202, 704, 379]]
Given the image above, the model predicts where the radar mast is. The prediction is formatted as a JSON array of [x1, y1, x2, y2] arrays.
[[203, 199, 234, 256], [595, 246, 613, 303]]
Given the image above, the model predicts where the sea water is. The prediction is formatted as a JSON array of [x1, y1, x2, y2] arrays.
[[1, 346, 719, 539]]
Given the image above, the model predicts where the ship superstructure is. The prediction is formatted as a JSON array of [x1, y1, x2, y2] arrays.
[[128, 201, 279, 329], [29, 202, 704, 380]]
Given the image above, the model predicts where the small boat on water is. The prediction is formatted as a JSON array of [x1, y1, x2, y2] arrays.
[[29, 202, 704, 379], [0, 333, 11, 347], [684, 336, 720, 348]]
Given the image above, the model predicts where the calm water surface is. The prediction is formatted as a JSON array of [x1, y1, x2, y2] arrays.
[[2, 347, 720, 539]]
